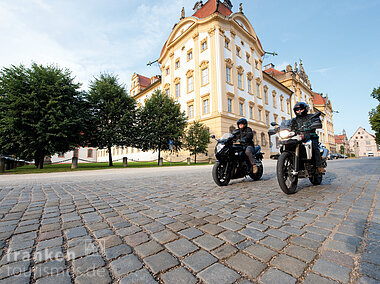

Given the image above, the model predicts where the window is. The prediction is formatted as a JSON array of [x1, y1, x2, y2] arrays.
[[236, 46, 241, 57], [249, 106, 253, 119], [246, 53, 250, 64], [256, 83, 261, 98], [280, 96, 284, 111], [228, 98, 232, 113], [287, 100, 290, 113], [226, 67, 232, 83], [258, 108, 262, 121], [238, 73, 243, 89], [201, 39, 208, 51], [187, 76, 193, 93], [261, 133, 266, 146], [201, 68, 209, 85], [58, 152, 64, 158], [188, 104, 194, 118], [239, 103, 244, 116], [264, 89, 268, 104], [187, 50, 193, 61], [87, 149, 93, 158], [248, 78, 252, 93], [166, 67, 170, 75], [272, 92, 277, 108], [166, 88, 170, 96], [175, 83, 180, 98], [175, 59, 180, 69], [265, 112, 269, 125], [225, 38, 230, 49], [203, 99, 210, 114], [366, 141, 371, 145]]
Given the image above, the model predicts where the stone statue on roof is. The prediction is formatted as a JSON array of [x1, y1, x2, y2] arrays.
[[181, 7, 185, 19], [239, 3, 243, 13]]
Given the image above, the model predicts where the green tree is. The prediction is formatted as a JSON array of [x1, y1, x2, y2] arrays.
[[86, 73, 137, 166], [137, 90, 187, 165], [183, 121, 210, 163], [0, 63, 86, 169], [369, 86, 380, 144]]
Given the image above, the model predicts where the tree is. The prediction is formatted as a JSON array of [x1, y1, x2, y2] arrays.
[[137, 90, 187, 165], [183, 121, 210, 163], [86, 73, 137, 166], [0, 63, 86, 169], [369, 86, 380, 144]]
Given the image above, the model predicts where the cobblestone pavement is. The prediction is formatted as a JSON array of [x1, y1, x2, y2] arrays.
[[0, 158, 379, 284]]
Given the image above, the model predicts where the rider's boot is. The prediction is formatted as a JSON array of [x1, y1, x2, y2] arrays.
[[317, 167, 326, 174], [252, 163, 258, 174]]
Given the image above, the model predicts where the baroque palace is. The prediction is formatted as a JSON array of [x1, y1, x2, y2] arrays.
[[52, 0, 336, 163]]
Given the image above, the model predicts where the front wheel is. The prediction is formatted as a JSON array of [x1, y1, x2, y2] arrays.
[[249, 164, 263, 181], [277, 152, 298, 194], [212, 161, 231, 186]]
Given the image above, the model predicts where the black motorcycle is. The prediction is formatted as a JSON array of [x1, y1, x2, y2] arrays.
[[268, 113, 329, 194], [211, 133, 264, 186]]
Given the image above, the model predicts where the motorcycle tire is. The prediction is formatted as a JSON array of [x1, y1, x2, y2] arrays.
[[212, 161, 231, 186], [249, 164, 263, 181], [309, 173, 323, 185], [277, 152, 298, 194]]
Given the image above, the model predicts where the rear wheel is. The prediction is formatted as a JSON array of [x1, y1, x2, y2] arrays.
[[309, 172, 323, 185], [212, 161, 231, 186], [277, 152, 298, 194]]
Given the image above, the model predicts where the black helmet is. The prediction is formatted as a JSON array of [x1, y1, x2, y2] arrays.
[[293, 102, 309, 117], [237, 118, 248, 128]]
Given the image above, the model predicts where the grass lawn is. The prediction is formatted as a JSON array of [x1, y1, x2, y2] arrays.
[[1, 161, 211, 175]]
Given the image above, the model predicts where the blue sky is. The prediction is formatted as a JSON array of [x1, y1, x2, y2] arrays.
[[1, 0, 379, 139]]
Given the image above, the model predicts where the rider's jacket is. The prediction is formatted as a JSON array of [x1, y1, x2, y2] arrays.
[[292, 113, 322, 140], [233, 126, 254, 147]]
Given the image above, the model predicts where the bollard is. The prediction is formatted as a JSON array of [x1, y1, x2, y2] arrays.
[[187, 157, 191, 165], [209, 157, 212, 164], [123, 157, 128, 167], [0, 158, 5, 173], [71, 157, 78, 169], [158, 158, 163, 166], [5, 159, 10, 170]]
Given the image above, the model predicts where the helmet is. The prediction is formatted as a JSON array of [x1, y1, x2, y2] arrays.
[[237, 118, 248, 128], [293, 102, 309, 117]]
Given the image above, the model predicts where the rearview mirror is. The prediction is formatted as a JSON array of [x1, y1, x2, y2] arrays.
[[210, 135, 215, 139], [270, 122, 278, 127]]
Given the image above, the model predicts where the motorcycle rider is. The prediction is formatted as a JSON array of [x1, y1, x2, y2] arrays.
[[292, 102, 325, 174], [233, 118, 258, 174]]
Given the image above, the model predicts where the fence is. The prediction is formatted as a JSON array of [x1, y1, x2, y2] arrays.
[[0, 157, 26, 173]]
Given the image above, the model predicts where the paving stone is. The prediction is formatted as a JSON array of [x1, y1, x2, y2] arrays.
[[143, 251, 179, 274], [284, 245, 317, 263], [219, 220, 244, 231], [134, 241, 163, 258], [358, 276, 379, 284], [260, 268, 296, 284], [40, 223, 60, 233], [198, 263, 240, 284], [143, 222, 165, 233], [183, 250, 217, 272], [93, 229, 113, 239], [98, 235, 122, 250], [86, 222, 108, 232], [0, 271, 31, 284], [34, 259, 66, 279], [104, 244, 131, 260], [291, 236, 321, 251], [325, 239, 357, 254], [200, 224, 225, 235], [36, 237, 63, 251], [120, 268, 157, 284], [312, 259, 351, 282], [34, 246, 64, 263], [73, 254, 105, 275], [38, 230, 61, 241], [260, 236, 287, 250], [0, 260, 30, 279], [211, 244, 238, 260], [65, 227, 87, 239], [193, 234, 224, 251], [244, 243, 277, 262], [117, 226, 142, 237], [161, 266, 197, 284], [152, 229, 178, 244], [303, 273, 339, 284], [67, 242, 98, 260], [265, 228, 290, 240], [166, 221, 187, 232], [321, 250, 354, 268], [272, 254, 307, 277], [246, 221, 269, 232], [34, 271, 71, 284], [165, 238, 199, 257], [124, 231, 150, 247], [226, 252, 267, 278], [204, 215, 225, 224], [179, 227, 204, 239], [8, 239, 34, 252], [218, 230, 245, 245], [359, 261, 380, 281]]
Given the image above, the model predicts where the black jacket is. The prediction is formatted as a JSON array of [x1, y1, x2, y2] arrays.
[[233, 126, 254, 147], [292, 113, 322, 139]]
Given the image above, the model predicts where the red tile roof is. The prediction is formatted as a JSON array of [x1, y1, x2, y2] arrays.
[[335, 134, 346, 144], [264, 68, 284, 76], [137, 74, 150, 89], [312, 92, 326, 105], [192, 0, 232, 19]]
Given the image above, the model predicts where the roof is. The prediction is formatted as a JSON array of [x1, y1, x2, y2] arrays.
[[312, 92, 326, 105], [192, 0, 232, 19], [264, 68, 284, 77], [137, 74, 151, 89], [335, 134, 346, 144]]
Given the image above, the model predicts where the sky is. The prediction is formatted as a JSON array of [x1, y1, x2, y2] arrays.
[[0, 0, 379, 139]]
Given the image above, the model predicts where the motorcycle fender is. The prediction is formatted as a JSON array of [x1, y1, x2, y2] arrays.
[[303, 140, 313, 160]]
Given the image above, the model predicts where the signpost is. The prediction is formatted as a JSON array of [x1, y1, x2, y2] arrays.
[[169, 140, 173, 165]]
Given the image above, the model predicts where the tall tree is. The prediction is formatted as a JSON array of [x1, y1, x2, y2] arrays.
[[86, 73, 137, 166], [0, 63, 86, 169], [369, 86, 380, 144], [137, 89, 187, 165], [183, 121, 210, 163]]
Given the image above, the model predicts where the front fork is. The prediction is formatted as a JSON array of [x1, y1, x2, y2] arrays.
[[292, 144, 300, 175]]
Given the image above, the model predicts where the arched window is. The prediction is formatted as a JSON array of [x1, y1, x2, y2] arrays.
[[261, 132, 266, 146]]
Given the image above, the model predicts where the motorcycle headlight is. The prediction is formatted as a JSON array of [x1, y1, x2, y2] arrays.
[[279, 130, 295, 139], [216, 144, 225, 153]]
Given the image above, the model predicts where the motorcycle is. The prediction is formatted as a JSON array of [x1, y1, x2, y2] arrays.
[[211, 133, 264, 186], [268, 113, 329, 194]]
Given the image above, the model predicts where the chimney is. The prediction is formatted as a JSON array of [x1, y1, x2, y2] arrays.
[[264, 63, 275, 71], [193, 1, 203, 13], [223, 0, 233, 10]]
